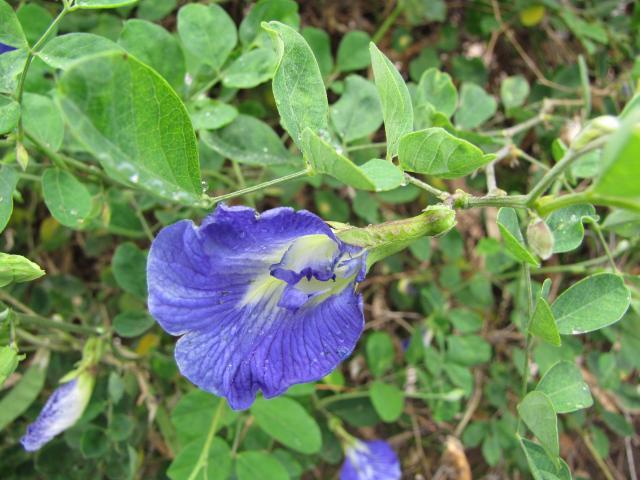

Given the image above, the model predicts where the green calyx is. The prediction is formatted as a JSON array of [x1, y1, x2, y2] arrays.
[[333, 205, 456, 269]]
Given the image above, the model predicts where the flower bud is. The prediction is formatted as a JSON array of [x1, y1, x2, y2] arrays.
[[0, 253, 45, 288], [334, 205, 456, 268], [526, 218, 554, 260], [570, 115, 619, 150]]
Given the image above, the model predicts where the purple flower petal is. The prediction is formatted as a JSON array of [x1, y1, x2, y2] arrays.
[[147, 204, 366, 410], [21, 373, 94, 452], [0, 43, 17, 54], [340, 440, 402, 480]]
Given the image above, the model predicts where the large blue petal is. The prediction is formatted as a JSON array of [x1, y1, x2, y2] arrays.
[[147, 204, 365, 410], [340, 440, 402, 480], [147, 205, 337, 335], [175, 286, 363, 410], [0, 43, 17, 55]]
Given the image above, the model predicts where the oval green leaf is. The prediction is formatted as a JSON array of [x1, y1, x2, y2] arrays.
[[263, 21, 328, 147], [517, 391, 559, 459], [370, 380, 404, 422], [251, 396, 322, 454], [369, 42, 413, 159], [536, 361, 593, 413], [552, 273, 630, 334], [41, 168, 93, 229], [236, 451, 289, 480], [399, 127, 493, 178], [57, 52, 202, 205], [496, 208, 540, 266]]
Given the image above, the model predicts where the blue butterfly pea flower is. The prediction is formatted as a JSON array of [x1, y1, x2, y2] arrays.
[[21, 372, 95, 451], [0, 43, 17, 54], [340, 439, 402, 480], [147, 204, 367, 410]]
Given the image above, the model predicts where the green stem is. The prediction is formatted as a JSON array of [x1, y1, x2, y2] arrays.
[[464, 194, 528, 209], [15, 313, 104, 336], [188, 399, 226, 480], [345, 142, 387, 152], [404, 173, 448, 200], [526, 137, 608, 205], [208, 168, 310, 206], [517, 264, 534, 435], [372, 1, 403, 43], [535, 191, 640, 216], [584, 218, 618, 272], [15, 5, 70, 139]]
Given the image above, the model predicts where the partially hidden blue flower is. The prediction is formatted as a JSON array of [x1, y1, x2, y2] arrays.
[[147, 204, 367, 410], [0, 43, 17, 55], [21, 372, 95, 451], [340, 439, 402, 480]]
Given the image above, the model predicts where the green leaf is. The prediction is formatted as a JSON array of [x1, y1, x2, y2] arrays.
[[592, 110, 640, 201], [398, 127, 493, 178], [236, 451, 289, 480], [171, 391, 237, 446], [446, 335, 492, 366], [417, 68, 457, 118], [118, 20, 186, 92], [500, 75, 530, 109], [202, 114, 291, 166], [0, 345, 22, 387], [190, 99, 238, 131], [17, 3, 54, 46], [111, 242, 147, 299], [358, 159, 405, 191], [330, 75, 383, 143], [239, 0, 299, 47], [0, 48, 27, 94], [177, 3, 236, 72], [546, 204, 597, 253], [369, 42, 413, 159], [302, 129, 402, 191], [80, 426, 109, 458], [454, 83, 497, 130], [517, 391, 559, 459], [552, 273, 630, 334], [23, 93, 64, 152], [137, 0, 176, 22], [74, 0, 138, 9], [365, 331, 394, 377], [113, 311, 155, 338], [370, 381, 404, 422], [38, 33, 122, 70], [0, 95, 19, 134], [529, 297, 561, 347], [0, 350, 49, 431], [301, 27, 333, 79], [167, 437, 231, 480], [221, 47, 277, 89], [0, 0, 28, 49], [263, 21, 328, 147], [41, 168, 93, 229], [58, 52, 202, 205], [520, 438, 572, 480], [0, 166, 17, 233], [251, 396, 322, 454], [497, 208, 540, 266], [0, 253, 45, 287], [536, 361, 593, 413], [336, 30, 371, 73]]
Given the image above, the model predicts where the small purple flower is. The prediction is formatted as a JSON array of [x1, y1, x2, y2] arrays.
[[21, 372, 94, 451], [0, 43, 17, 54], [340, 440, 402, 480], [147, 204, 366, 410]]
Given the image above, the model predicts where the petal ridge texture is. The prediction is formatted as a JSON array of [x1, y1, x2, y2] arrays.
[[147, 204, 366, 410]]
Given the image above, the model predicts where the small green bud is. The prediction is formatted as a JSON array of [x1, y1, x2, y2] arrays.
[[0, 253, 45, 288], [570, 115, 619, 150], [526, 218, 554, 260], [16, 143, 29, 171], [334, 205, 456, 268]]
